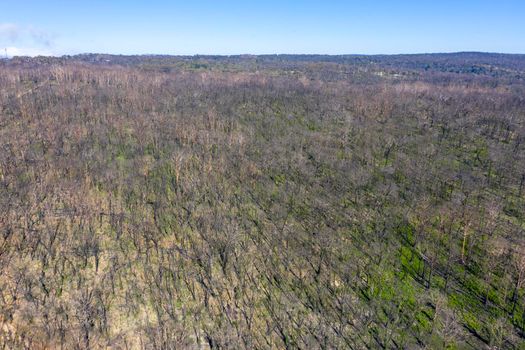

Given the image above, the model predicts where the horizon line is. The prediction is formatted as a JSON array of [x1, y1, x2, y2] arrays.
[[4, 50, 525, 59]]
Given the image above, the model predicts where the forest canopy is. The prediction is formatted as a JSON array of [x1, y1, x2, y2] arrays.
[[1, 53, 525, 349]]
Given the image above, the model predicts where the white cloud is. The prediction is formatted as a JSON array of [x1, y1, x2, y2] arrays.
[[4, 46, 56, 57], [0, 23, 57, 57]]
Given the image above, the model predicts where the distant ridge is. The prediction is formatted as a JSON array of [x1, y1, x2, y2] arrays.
[[3, 52, 525, 78]]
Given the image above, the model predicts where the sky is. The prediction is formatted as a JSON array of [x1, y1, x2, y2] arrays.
[[1, 0, 524, 57]]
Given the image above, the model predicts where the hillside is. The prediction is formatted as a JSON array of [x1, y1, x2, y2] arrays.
[[1, 54, 525, 349]]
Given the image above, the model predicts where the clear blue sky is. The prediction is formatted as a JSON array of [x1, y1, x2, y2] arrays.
[[1, 0, 524, 56]]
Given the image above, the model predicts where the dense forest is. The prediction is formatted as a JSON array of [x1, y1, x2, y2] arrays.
[[1, 53, 525, 349]]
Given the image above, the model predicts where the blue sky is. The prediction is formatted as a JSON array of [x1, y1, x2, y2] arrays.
[[1, 0, 524, 56]]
